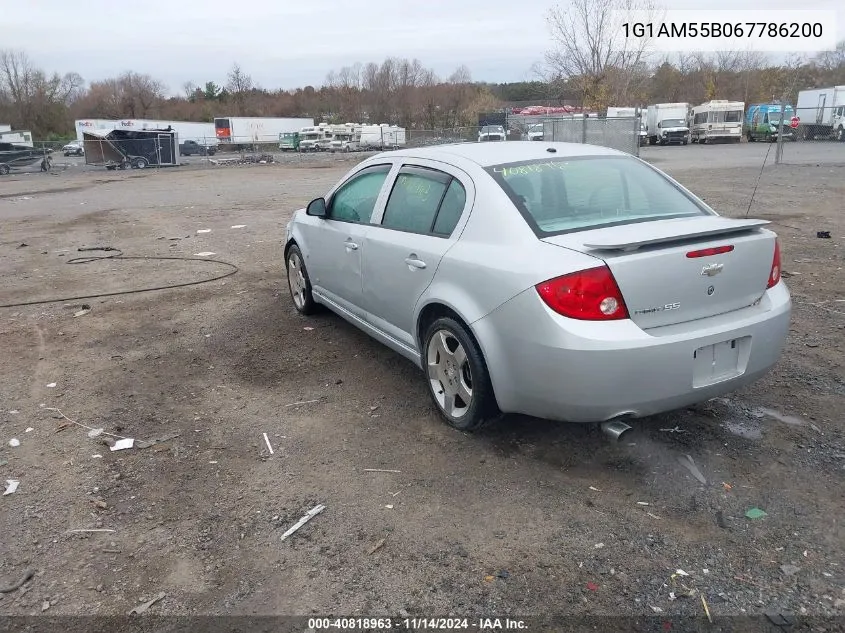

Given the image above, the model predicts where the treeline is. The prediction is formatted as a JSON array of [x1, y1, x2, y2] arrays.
[[1, 45, 844, 140]]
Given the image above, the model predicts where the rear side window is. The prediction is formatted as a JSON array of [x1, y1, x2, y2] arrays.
[[381, 166, 467, 237], [433, 179, 466, 236], [485, 156, 708, 237]]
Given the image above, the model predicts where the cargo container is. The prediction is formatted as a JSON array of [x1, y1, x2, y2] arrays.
[[795, 86, 845, 140], [214, 117, 314, 146]]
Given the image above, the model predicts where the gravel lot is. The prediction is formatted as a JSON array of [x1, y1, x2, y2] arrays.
[[1, 147, 844, 624]]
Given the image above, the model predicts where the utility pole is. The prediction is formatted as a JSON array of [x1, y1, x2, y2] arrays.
[[775, 99, 786, 165]]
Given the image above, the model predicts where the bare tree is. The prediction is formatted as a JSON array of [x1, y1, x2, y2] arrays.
[[543, 0, 660, 110], [226, 63, 254, 115]]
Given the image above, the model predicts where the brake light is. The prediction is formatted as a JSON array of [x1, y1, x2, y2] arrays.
[[536, 266, 629, 320], [767, 239, 781, 288], [686, 245, 734, 258]]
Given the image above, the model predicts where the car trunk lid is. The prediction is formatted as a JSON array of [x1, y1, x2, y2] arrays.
[[541, 217, 776, 329]]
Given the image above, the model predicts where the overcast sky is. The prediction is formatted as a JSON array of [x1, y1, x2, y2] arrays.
[[5, 0, 843, 95]]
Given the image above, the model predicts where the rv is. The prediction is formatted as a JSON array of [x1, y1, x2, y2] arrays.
[[328, 124, 362, 152], [214, 116, 314, 146], [689, 100, 744, 144], [795, 86, 845, 141], [358, 124, 406, 150], [646, 103, 690, 145], [299, 123, 334, 152], [745, 103, 797, 142]]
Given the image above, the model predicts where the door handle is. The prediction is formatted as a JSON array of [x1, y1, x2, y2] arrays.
[[405, 256, 427, 270], [345, 241, 359, 251]]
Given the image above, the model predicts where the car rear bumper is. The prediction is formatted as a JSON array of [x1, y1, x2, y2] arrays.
[[472, 282, 791, 423]]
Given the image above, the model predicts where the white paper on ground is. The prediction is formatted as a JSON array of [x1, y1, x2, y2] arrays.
[[110, 438, 134, 451]]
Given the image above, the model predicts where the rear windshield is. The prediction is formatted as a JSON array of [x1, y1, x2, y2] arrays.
[[485, 156, 709, 236]]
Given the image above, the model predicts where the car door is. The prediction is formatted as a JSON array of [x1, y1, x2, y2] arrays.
[[300, 163, 393, 316], [361, 160, 474, 349]]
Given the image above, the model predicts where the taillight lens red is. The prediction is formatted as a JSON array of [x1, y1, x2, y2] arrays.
[[536, 266, 629, 320], [686, 245, 734, 258], [767, 239, 781, 289]]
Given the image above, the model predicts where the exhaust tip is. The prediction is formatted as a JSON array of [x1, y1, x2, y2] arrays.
[[600, 419, 633, 442]]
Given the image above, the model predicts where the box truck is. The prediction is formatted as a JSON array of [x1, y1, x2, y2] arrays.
[[795, 86, 845, 140], [214, 117, 314, 146], [646, 103, 690, 145]]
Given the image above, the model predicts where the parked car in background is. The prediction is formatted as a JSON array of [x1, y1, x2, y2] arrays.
[[283, 142, 791, 431], [478, 125, 506, 141], [62, 141, 84, 156], [179, 139, 216, 156]]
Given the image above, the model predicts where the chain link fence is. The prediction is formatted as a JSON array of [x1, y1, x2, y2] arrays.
[[9, 118, 648, 177], [774, 106, 845, 165]]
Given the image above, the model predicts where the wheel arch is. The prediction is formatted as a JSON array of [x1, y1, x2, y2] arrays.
[[415, 300, 502, 414]]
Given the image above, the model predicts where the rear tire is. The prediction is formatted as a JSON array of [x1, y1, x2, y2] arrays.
[[423, 317, 497, 432], [132, 157, 149, 169], [0, 163, 9, 175], [286, 244, 316, 315]]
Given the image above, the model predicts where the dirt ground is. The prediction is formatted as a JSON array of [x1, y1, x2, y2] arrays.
[[0, 151, 843, 625]]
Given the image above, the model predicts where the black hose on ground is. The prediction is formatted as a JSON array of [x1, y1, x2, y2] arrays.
[[0, 246, 240, 309]]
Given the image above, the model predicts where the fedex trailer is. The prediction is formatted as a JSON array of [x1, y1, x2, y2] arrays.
[[75, 119, 216, 145]]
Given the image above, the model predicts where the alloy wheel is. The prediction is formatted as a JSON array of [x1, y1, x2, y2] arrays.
[[287, 251, 307, 310], [426, 330, 473, 419]]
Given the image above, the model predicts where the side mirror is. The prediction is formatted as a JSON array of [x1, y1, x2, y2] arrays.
[[306, 197, 327, 217]]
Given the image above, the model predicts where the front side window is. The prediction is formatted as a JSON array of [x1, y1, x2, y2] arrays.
[[485, 156, 708, 236], [725, 110, 743, 123], [381, 166, 468, 236], [328, 165, 391, 224]]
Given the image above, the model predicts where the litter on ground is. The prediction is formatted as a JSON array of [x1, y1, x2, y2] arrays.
[[677, 454, 707, 484], [745, 507, 768, 520], [110, 438, 135, 451], [262, 432, 274, 455], [194, 252, 216, 257], [280, 504, 326, 542], [4, 480, 19, 495], [128, 591, 166, 615], [8, 439, 20, 447]]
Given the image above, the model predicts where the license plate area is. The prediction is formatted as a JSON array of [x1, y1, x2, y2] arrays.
[[692, 336, 751, 387]]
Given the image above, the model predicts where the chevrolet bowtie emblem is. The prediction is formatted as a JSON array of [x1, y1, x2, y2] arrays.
[[700, 263, 724, 277]]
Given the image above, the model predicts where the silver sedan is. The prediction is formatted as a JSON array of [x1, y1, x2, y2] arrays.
[[284, 142, 791, 431]]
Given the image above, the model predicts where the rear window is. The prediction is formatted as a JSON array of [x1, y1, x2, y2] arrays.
[[485, 156, 709, 236]]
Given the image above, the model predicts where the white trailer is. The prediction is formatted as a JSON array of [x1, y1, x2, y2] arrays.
[[646, 103, 690, 145], [358, 124, 406, 150], [214, 116, 314, 145], [75, 119, 217, 145], [689, 100, 744, 144], [795, 86, 845, 140], [0, 129, 34, 147]]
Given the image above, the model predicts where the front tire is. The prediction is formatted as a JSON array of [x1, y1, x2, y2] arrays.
[[423, 317, 497, 431], [286, 244, 316, 315]]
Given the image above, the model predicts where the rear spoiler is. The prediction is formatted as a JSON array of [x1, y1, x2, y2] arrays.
[[582, 218, 771, 252]]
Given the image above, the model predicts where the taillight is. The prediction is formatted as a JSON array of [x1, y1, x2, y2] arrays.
[[536, 266, 629, 321], [686, 245, 734, 258], [767, 239, 781, 288]]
